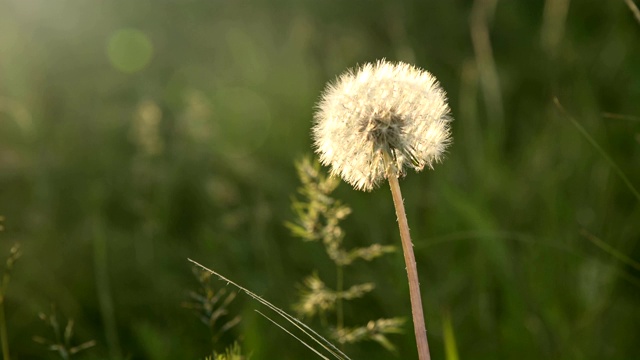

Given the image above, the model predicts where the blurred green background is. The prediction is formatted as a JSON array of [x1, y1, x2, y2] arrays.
[[1, 0, 639, 359]]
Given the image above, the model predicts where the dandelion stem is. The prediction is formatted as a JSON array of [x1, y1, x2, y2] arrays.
[[388, 176, 431, 360]]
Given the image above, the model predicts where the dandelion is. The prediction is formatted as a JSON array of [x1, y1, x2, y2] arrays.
[[313, 60, 451, 191], [313, 60, 453, 360]]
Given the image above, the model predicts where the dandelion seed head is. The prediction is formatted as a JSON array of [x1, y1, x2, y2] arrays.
[[313, 60, 452, 191]]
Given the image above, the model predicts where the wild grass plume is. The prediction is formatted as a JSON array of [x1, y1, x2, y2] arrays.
[[287, 157, 402, 351], [32, 306, 96, 359], [207, 342, 246, 360], [313, 60, 453, 360], [183, 267, 242, 352]]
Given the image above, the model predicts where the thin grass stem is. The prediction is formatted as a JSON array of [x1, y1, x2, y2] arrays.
[[92, 220, 122, 359], [554, 98, 640, 202], [601, 112, 640, 122], [1, 242, 19, 360], [336, 264, 344, 331], [188, 259, 351, 360], [0, 298, 9, 360], [388, 175, 431, 360], [624, 0, 640, 25], [580, 229, 640, 271], [256, 310, 330, 360]]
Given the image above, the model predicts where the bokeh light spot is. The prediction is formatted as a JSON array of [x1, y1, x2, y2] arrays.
[[107, 28, 153, 73]]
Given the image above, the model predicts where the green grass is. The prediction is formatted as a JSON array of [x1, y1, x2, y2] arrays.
[[0, 1, 639, 359]]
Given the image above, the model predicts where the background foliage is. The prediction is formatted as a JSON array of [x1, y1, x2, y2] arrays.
[[1, 0, 639, 359]]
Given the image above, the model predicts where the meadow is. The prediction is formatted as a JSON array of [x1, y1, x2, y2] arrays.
[[1, 1, 639, 359]]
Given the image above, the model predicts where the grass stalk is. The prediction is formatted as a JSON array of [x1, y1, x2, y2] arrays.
[[92, 220, 122, 359], [0, 297, 9, 360], [624, 0, 640, 25], [554, 98, 640, 202], [188, 259, 351, 360], [388, 176, 431, 360], [336, 264, 344, 331], [1, 242, 20, 360]]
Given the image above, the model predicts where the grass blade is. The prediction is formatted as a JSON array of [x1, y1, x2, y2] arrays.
[[554, 97, 640, 202], [580, 229, 640, 271], [188, 259, 350, 360], [442, 310, 459, 360], [255, 310, 330, 360]]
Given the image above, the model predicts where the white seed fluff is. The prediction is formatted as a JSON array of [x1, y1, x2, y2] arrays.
[[313, 60, 452, 191]]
